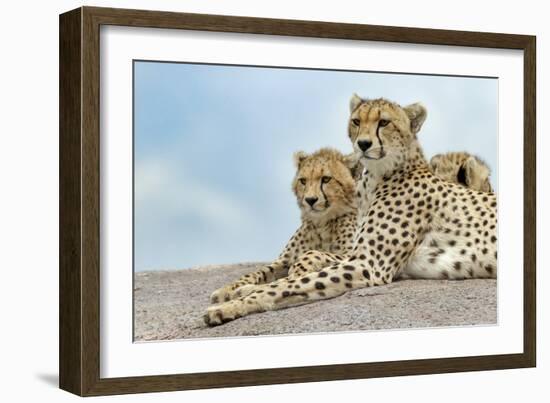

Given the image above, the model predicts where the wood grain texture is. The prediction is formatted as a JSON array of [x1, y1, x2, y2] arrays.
[[523, 38, 536, 367], [87, 354, 529, 396], [59, 5, 537, 396], [86, 6, 531, 49], [59, 8, 82, 396], [81, 6, 102, 396]]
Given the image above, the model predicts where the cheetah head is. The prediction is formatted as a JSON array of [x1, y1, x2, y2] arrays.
[[348, 94, 427, 170], [430, 152, 493, 192], [292, 148, 357, 222]]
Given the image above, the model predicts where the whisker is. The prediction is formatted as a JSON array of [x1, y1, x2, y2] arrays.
[[362, 146, 405, 159], [364, 146, 404, 153]]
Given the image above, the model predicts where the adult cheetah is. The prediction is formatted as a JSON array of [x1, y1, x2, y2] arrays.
[[204, 95, 497, 325], [209, 148, 360, 304], [430, 151, 493, 192]]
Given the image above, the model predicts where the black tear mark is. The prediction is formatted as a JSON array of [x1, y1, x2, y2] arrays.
[[376, 122, 384, 156]]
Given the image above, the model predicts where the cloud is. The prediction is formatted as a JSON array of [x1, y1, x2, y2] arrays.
[[134, 61, 498, 271], [135, 157, 253, 230]]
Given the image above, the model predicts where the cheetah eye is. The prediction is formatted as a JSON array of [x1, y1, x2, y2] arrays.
[[351, 118, 360, 126], [379, 119, 390, 127], [321, 176, 332, 184], [299, 178, 306, 185]]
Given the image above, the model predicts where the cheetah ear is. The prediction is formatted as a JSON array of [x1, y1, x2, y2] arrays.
[[349, 93, 363, 113], [463, 156, 491, 183], [293, 151, 308, 168], [404, 102, 427, 134]]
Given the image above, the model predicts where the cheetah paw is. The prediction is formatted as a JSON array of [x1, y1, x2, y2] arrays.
[[203, 303, 241, 327]]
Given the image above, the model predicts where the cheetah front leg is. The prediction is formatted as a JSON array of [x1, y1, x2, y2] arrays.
[[209, 261, 288, 304], [287, 250, 344, 278], [204, 261, 378, 326], [205, 207, 422, 325], [228, 250, 345, 302], [209, 224, 316, 303]]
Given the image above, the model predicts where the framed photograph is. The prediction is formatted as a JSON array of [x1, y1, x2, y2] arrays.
[[59, 6, 536, 396]]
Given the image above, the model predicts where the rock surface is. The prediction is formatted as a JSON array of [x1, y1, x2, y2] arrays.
[[134, 262, 497, 341]]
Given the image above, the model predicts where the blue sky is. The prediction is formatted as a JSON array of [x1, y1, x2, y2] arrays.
[[134, 61, 498, 272]]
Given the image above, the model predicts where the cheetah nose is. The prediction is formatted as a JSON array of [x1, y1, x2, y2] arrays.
[[305, 197, 318, 207], [357, 140, 373, 152]]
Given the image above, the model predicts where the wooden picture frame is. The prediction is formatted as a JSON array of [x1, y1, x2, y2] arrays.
[[59, 6, 536, 396]]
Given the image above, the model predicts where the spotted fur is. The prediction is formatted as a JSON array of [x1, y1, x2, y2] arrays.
[[204, 95, 497, 325]]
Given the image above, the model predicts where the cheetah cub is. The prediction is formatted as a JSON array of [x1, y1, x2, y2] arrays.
[[204, 95, 497, 325], [209, 148, 359, 304], [430, 152, 493, 192]]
